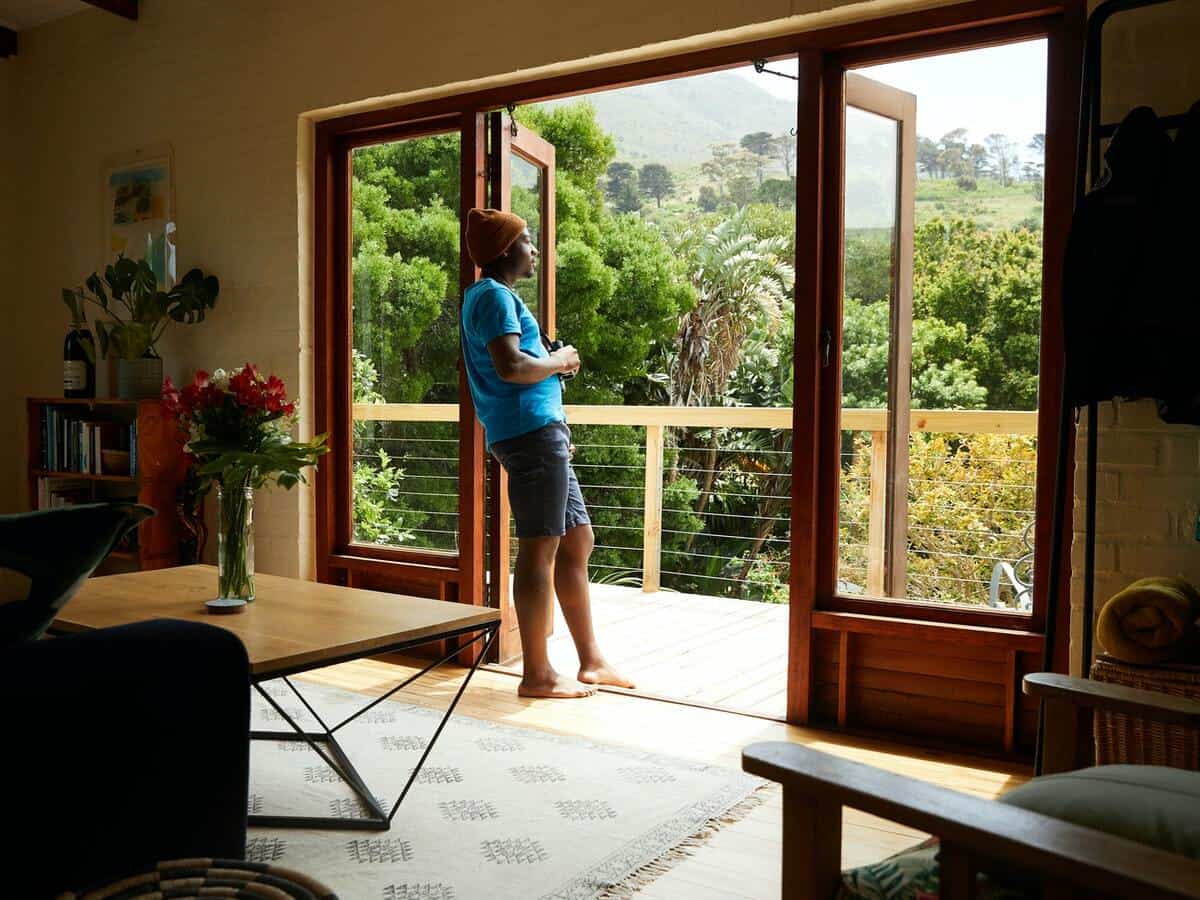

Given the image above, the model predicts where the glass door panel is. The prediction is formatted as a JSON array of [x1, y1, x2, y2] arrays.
[[349, 132, 462, 556], [837, 74, 915, 599]]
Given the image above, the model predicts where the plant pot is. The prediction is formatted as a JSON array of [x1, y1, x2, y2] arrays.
[[117, 356, 164, 400], [216, 479, 255, 602]]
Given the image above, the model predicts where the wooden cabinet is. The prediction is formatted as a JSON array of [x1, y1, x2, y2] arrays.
[[26, 397, 185, 570]]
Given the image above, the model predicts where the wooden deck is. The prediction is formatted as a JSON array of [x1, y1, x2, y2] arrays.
[[496, 582, 790, 718], [301, 656, 1029, 899]]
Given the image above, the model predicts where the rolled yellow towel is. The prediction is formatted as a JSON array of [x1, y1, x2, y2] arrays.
[[1096, 576, 1200, 665]]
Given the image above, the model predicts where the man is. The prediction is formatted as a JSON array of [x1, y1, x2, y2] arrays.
[[461, 207, 634, 699]]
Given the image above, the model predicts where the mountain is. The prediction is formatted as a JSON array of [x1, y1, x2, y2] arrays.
[[542, 69, 796, 167]]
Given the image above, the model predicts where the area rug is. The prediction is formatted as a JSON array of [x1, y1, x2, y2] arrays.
[[247, 681, 767, 900]]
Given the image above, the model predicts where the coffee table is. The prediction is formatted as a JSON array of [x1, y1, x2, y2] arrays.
[[53, 564, 500, 832]]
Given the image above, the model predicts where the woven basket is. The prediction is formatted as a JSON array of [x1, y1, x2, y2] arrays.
[[1091, 654, 1200, 770], [56, 857, 338, 900]]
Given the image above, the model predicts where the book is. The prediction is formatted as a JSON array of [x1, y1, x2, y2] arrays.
[[37, 476, 90, 510]]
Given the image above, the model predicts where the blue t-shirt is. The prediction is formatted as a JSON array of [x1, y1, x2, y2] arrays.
[[461, 278, 565, 447]]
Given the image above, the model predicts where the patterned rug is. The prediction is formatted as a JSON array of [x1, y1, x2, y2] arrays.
[[247, 681, 766, 900]]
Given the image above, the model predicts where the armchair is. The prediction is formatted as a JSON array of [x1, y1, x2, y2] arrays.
[[744, 673, 1200, 899]]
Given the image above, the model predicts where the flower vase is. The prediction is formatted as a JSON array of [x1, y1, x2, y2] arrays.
[[217, 480, 255, 602]]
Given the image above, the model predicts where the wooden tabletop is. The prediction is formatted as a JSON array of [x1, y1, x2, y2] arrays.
[[53, 565, 499, 677]]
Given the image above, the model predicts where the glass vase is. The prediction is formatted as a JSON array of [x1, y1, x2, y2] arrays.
[[216, 480, 255, 602]]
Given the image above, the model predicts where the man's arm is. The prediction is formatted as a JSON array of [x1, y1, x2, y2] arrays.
[[487, 334, 580, 385]]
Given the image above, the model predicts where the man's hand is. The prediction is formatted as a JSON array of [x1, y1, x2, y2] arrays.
[[551, 344, 581, 377], [569, 443, 577, 460], [488, 334, 575, 385]]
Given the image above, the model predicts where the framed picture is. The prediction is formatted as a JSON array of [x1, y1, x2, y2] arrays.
[[103, 143, 176, 287]]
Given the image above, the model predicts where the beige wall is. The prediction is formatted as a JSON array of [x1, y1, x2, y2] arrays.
[[0, 60, 14, 383], [1, 0, 954, 578], [1069, 2, 1200, 674]]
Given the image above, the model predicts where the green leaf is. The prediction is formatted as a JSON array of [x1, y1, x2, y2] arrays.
[[95, 321, 110, 359], [167, 268, 220, 324], [106, 255, 139, 300], [85, 273, 109, 308], [61, 289, 83, 324]]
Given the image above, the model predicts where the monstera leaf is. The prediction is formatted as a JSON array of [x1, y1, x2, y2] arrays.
[[167, 268, 220, 324], [62, 256, 220, 360]]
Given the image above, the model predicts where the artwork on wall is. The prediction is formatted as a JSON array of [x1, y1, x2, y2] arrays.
[[103, 144, 176, 287]]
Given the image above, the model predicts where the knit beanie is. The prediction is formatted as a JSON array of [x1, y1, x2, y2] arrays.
[[465, 208, 527, 267]]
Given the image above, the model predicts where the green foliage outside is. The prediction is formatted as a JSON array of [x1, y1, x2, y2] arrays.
[[348, 99, 1045, 607]]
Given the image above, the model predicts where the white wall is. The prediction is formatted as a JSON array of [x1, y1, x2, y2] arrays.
[[1, 0, 952, 578]]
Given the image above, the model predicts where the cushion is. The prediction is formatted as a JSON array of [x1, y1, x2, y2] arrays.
[[998, 764, 1200, 859], [838, 839, 1028, 900]]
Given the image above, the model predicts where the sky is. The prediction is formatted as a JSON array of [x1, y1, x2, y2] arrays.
[[735, 38, 1048, 153]]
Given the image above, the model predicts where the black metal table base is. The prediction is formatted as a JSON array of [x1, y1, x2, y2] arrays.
[[248, 621, 499, 831]]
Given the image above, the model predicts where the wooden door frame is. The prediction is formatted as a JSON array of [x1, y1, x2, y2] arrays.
[[313, 0, 1080, 738], [787, 8, 1082, 724], [816, 14, 1076, 630]]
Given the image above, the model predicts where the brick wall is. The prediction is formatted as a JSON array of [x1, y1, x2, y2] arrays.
[[1070, 400, 1200, 674]]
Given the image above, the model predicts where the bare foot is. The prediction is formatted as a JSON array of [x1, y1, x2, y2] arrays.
[[518, 672, 597, 699], [578, 662, 636, 690]]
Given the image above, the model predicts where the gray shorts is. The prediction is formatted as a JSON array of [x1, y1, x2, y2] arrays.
[[489, 422, 591, 539]]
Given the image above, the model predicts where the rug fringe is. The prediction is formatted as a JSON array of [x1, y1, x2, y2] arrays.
[[596, 783, 776, 899]]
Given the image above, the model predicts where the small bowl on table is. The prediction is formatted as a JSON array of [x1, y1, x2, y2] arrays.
[[100, 449, 131, 476]]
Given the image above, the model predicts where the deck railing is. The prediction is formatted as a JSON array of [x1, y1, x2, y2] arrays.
[[353, 404, 1038, 605]]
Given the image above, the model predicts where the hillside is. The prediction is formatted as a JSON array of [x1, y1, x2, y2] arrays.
[[541, 70, 795, 167]]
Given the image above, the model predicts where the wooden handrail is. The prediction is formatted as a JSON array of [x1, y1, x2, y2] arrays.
[[1024, 672, 1200, 727], [352, 403, 1038, 434]]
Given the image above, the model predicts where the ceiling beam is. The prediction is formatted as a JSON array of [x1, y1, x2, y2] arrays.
[[0, 27, 15, 58], [80, 1, 138, 20]]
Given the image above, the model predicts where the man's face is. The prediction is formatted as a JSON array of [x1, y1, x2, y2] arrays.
[[510, 229, 537, 278]]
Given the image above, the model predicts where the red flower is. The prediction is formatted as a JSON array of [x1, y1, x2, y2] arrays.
[[161, 377, 181, 415]]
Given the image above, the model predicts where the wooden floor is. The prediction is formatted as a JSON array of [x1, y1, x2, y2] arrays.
[[494, 582, 791, 718], [298, 655, 1029, 900]]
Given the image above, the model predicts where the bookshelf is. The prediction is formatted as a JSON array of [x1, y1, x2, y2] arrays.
[[26, 397, 186, 571]]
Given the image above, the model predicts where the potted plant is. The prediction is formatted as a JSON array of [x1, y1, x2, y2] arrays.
[[62, 256, 219, 399]]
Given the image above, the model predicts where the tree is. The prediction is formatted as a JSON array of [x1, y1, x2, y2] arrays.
[[757, 178, 794, 209], [912, 218, 1043, 409], [614, 180, 642, 213], [728, 175, 756, 208], [1025, 133, 1046, 185], [967, 143, 990, 179], [774, 133, 795, 179], [917, 136, 942, 179], [638, 163, 675, 208], [697, 185, 719, 212], [701, 143, 756, 198], [985, 133, 1020, 187], [937, 128, 970, 178], [740, 131, 774, 185], [669, 209, 794, 406], [604, 162, 637, 206]]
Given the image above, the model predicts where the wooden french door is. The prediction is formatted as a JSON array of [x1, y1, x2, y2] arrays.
[[486, 111, 558, 665], [842, 73, 916, 599]]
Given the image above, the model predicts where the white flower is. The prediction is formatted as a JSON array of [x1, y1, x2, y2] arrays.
[[211, 368, 230, 390]]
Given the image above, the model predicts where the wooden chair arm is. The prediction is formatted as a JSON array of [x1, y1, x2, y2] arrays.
[[743, 741, 1200, 900], [1024, 672, 1200, 727]]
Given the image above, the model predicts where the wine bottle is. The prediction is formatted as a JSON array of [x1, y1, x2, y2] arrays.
[[63, 319, 96, 399]]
